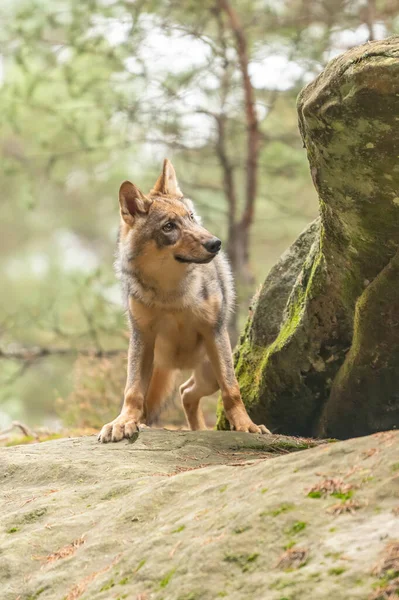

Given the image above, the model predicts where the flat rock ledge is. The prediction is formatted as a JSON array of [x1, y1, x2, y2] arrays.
[[1, 430, 399, 600]]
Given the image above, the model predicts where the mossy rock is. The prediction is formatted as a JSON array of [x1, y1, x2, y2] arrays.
[[218, 36, 399, 439]]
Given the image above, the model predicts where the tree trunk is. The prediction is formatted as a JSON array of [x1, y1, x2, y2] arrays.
[[217, 37, 399, 439], [219, 0, 259, 344]]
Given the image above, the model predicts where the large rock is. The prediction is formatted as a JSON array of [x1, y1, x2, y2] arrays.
[[1, 431, 399, 600], [218, 37, 399, 438]]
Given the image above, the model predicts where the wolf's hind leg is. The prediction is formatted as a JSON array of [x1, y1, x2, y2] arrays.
[[144, 367, 177, 425], [180, 360, 219, 431], [203, 327, 270, 434]]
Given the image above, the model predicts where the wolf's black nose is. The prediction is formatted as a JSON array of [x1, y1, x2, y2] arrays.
[[203, 237, 222, 254]]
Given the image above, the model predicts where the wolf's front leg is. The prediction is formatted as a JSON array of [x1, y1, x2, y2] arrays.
[[204, 327, 270, 435], [98, 328, 154, 443]]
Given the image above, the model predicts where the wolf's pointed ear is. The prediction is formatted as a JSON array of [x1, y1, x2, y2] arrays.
[[151, 159, 183, 197], [119, 181, 152, 225]]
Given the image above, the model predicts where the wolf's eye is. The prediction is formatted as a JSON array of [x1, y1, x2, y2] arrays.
[[162, 222, 175, 232]]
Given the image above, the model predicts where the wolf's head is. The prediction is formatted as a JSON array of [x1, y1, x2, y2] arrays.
[[119, 159, 221, 267]]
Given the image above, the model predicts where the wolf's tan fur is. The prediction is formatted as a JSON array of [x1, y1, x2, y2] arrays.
[[98, 159, 269, 442]]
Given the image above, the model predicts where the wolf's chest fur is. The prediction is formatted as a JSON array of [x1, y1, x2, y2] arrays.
[[129, 296, 215, 370]]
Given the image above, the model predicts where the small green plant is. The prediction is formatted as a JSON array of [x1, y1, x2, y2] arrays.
[[331, 490, 353, 501], [135, 559, 146, 573], [284, 540, 296, 550], [328, 567, 346, 576], [263, 503, 295, 517], [308, 491, 322, 499], [233, 525, 251, 534], [23, 508, 47, 523], [223, 553, 259, 572], [160, 568, 176, 588], [100, 579, 115, 591], [172, 525, 185, 533], [286, 521, 306, 535]]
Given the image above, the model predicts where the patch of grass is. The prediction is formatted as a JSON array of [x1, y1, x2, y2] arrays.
[[101, 487, 130, 501], [270, 578, 296, 591], [172, 525, 185, 533], [286, 521, 307, 535], [7, 527, 19, 533], [23, 508, 48, 523], [325, 551, 342, 559], [6, 435, 36, 447], [233, 525, 251, 534], [26, 587, 48, 600], [362, 476, 375, 483], [160, 568, 176, 588], [328, 567, 346, 576], [391, 463, 399, 472], [217, 593, 228, 598], [134, 559, 146, 573], [331, 490, 354, 501], [308, 491, 322, 499], [224, 553, 259, 572], [219, 485, 228, 493], [118, 559, 146, 585], [5, 433, 64, 447], [284, 540, 296, 550], [261, 487, 268, 494], [308, 478, 354, 500], [263, 503, 295, 517], [100, 579, 115, 591]]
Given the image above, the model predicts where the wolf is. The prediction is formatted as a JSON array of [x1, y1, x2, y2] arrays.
[[98, 159, 270, 442]]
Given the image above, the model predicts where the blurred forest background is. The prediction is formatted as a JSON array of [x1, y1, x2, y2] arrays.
[[0, 0, 398, 434]]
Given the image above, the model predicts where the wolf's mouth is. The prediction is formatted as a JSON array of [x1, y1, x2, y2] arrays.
[[174, 254, 217, 264]]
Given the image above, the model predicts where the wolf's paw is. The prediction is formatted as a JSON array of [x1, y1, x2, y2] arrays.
[[98, 415, 139, 443], [230, 416, 271, 435], [235, 423, 271, 435], [249, 423, 271, 435]]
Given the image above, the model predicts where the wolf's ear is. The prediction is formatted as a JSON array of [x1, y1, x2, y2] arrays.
[[119, 181, 152, 225], [151, 159, 183, 197]]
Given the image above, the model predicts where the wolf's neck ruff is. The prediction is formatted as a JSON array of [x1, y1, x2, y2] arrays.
[[119, 250, 203, 309]]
